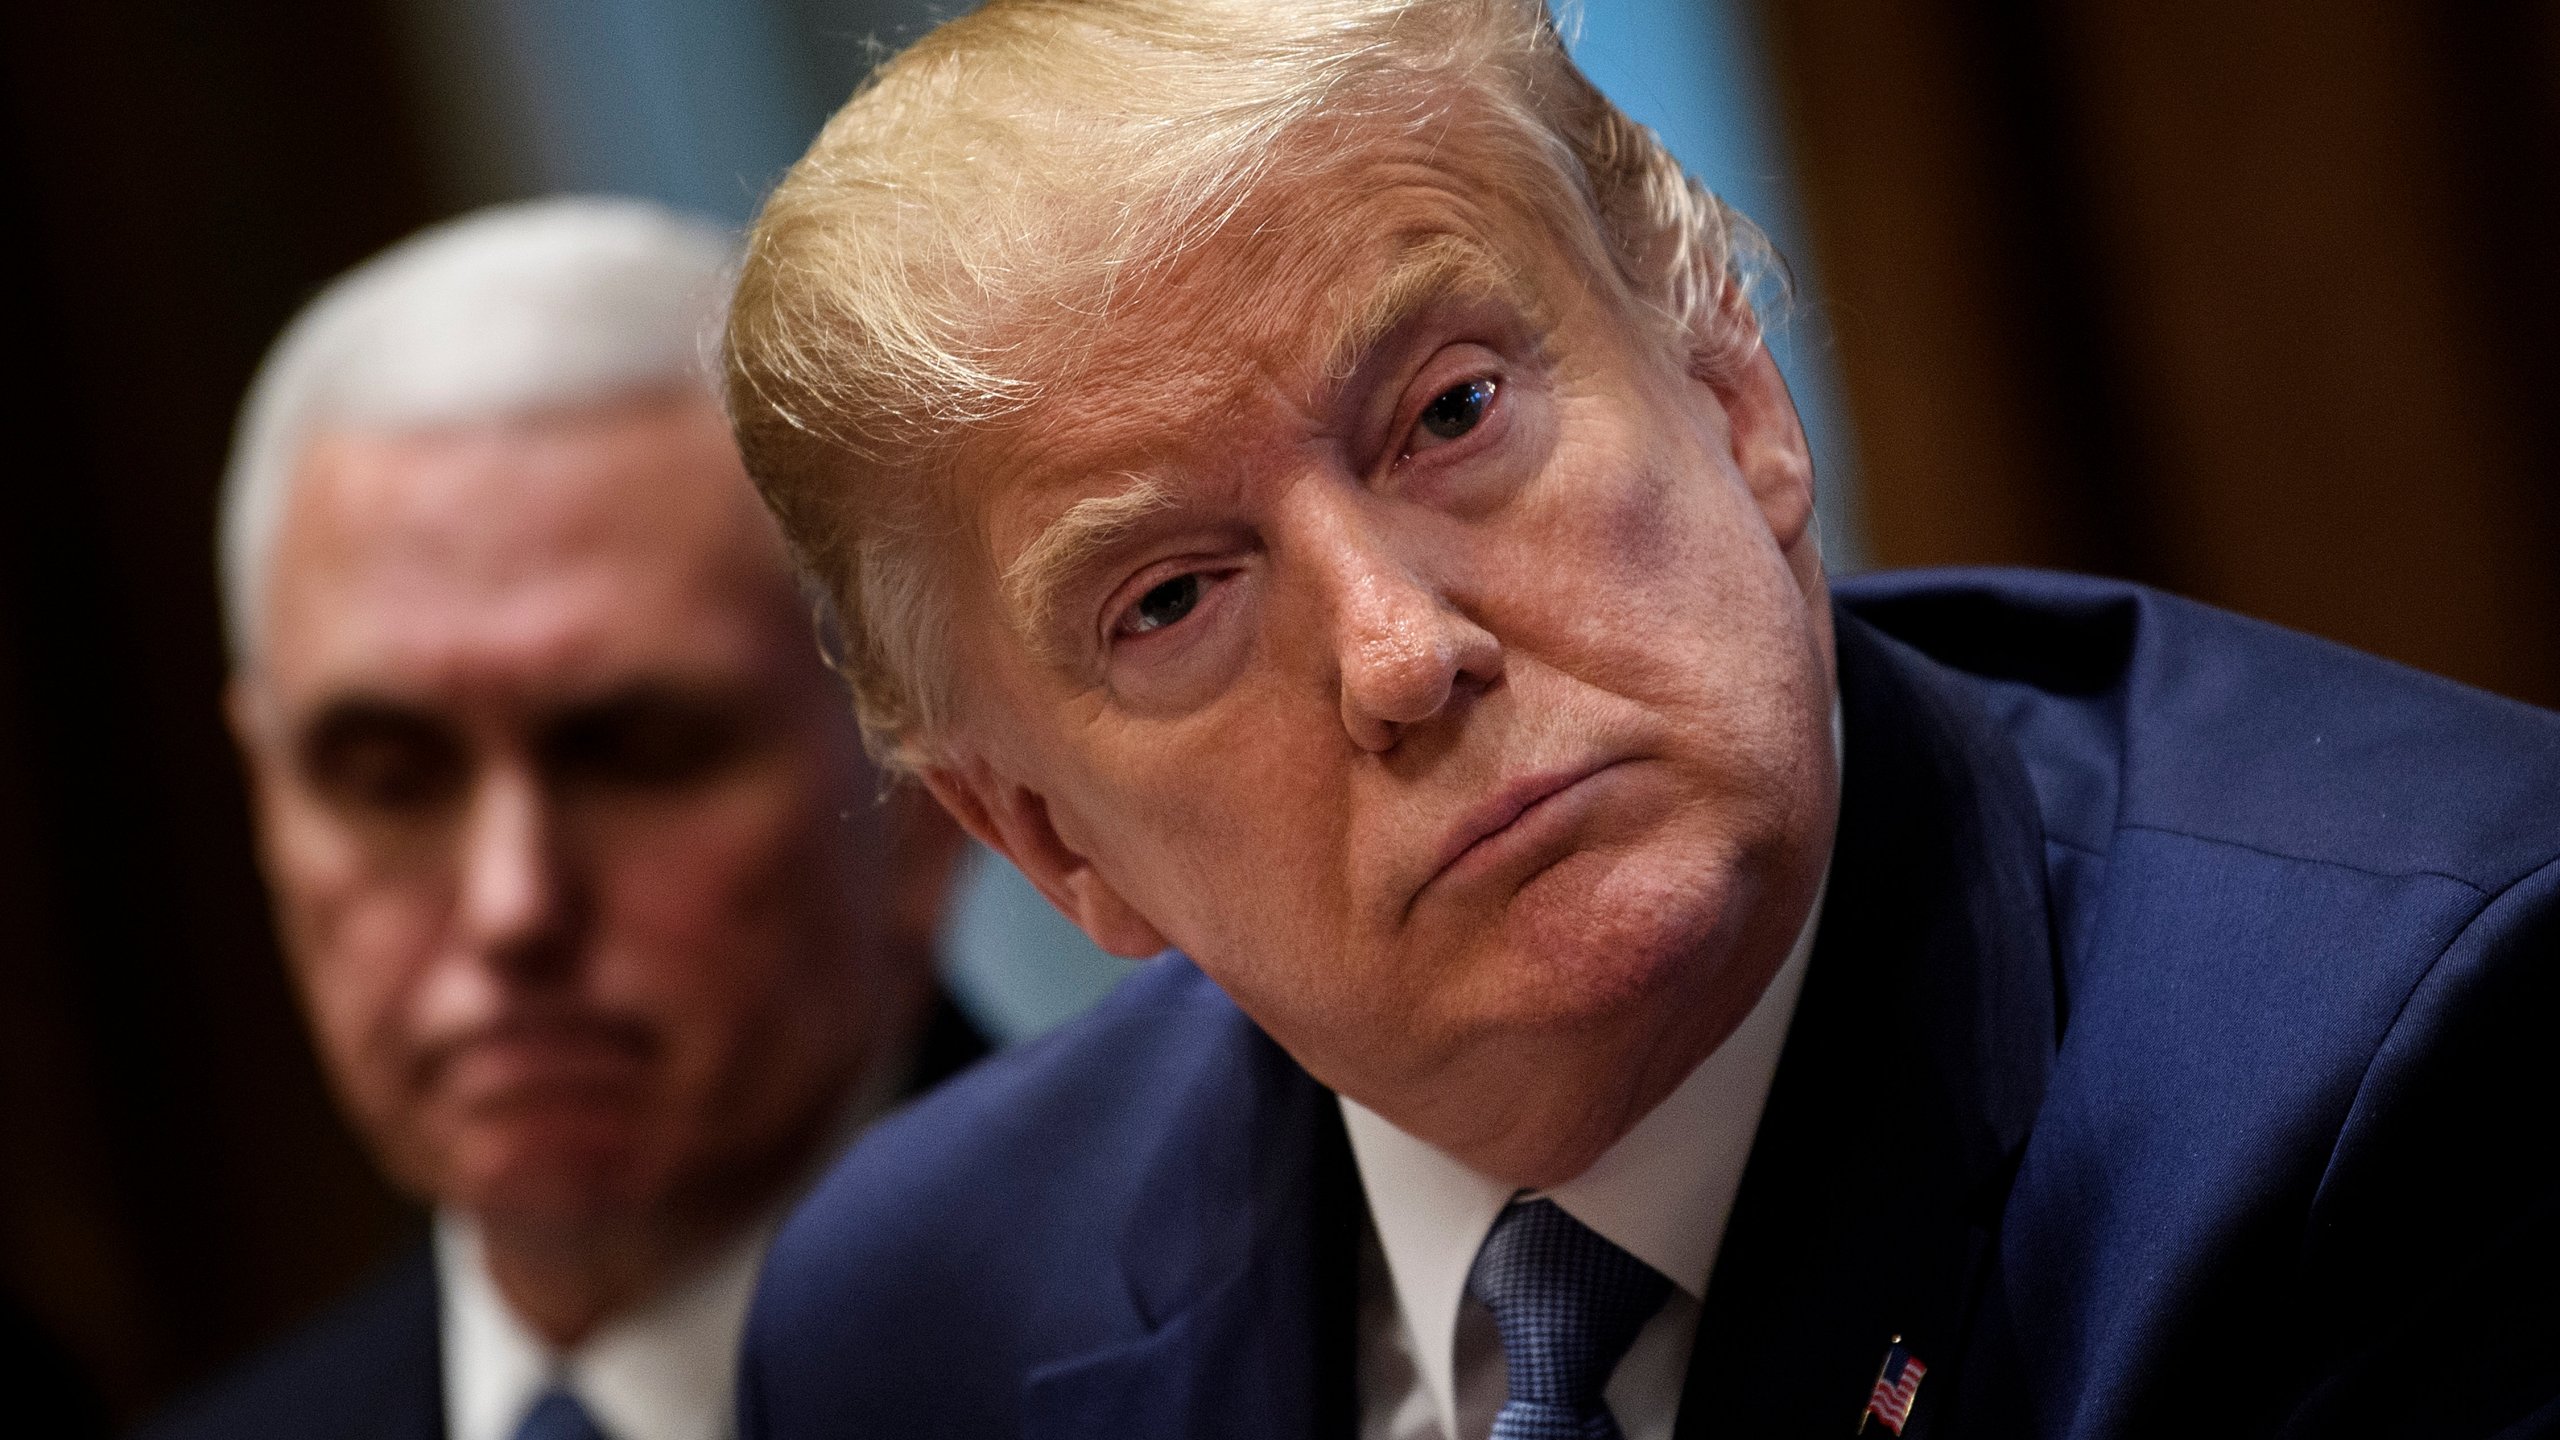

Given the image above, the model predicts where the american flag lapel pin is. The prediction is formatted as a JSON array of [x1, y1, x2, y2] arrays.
[[1857, 1335, 1928, 1435]]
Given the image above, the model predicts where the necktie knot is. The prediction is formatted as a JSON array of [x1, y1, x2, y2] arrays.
[[512, 1387, 608, 1440], [1467, 1198, 1672, 1440]]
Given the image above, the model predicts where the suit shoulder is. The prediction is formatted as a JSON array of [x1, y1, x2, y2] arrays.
[[1838, 567, 2560, 892], [754, 956, 1250, 1335], [137, 1246, 439, 1440]]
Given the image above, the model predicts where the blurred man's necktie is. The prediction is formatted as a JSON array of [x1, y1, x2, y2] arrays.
[[511, 1387, 608, 1440]]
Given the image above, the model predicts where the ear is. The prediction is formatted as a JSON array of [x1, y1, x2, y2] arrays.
[[225, 676, 305, 891], [225, 676, 283, 805], [918, 758, 1171, 959], [1698, 331, 1819, 585]]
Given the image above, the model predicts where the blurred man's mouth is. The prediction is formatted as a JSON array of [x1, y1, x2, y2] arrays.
[[419, 1015, 657, 1107]]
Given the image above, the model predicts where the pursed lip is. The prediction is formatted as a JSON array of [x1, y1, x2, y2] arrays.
[[414, 1012, 656, 1098], [1412, 757, 1629, 910]]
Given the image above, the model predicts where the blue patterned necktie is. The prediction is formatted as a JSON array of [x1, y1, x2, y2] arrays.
[[512, 1388, 609, 1440], [1467, 1197, 1674, 1440]]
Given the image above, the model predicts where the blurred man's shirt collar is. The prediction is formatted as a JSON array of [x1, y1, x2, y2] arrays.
[[434, 1033, 915, 1440], [436, 1208, 769, 1440]]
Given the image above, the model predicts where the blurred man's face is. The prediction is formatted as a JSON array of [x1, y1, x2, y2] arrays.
[[925, 146, 1837, 1186], [236, 391, 911, 1235]]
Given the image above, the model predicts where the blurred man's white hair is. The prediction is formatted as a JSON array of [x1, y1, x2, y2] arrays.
[[219, 195, 736, 666]]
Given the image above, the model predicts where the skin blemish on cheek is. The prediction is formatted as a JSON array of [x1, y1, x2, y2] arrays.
[[1603, 454, 1698, 575], [1541, 357, 1736, 583]]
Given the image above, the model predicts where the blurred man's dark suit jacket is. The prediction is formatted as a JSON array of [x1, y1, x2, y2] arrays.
[[134, 1001, 988, 1440], [737, 570, 2560, 1440]]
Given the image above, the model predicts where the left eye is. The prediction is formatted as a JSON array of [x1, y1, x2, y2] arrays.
[[1118, 573, 1204, 636], [1414, 378, 1495, 446]]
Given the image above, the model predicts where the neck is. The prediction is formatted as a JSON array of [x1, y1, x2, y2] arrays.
[[1401, 831, 1838, 1190], [474, 1206, 738, 1351], [464, 1097, 827, 1350]]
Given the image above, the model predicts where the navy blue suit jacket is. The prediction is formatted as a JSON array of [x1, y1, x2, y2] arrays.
[[136, 1246, 445, 1440], [741, 571, 2560, 1439]]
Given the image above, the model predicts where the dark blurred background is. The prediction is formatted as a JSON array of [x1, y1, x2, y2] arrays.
[[3, 0, 2554, 1427]]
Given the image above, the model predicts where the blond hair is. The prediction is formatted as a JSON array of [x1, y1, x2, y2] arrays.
[[726, 0, 1772, 768]]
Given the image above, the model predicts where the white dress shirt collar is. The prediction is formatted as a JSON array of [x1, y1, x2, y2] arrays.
[[436, 1205, 774, 1440], [1341, 867, 1826, 1440]]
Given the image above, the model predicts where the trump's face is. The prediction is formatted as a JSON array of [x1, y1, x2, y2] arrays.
[[925, 150, 1838, 1185], [235, 392, 919, 1236]]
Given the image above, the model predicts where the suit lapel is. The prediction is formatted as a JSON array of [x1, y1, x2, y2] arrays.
[[1675, 613, 2059, 1440], [1022, 1014, 1358, 1440]]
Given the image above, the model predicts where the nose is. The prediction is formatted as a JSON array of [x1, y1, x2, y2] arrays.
[[453, 766, 573, 975], [1332, 541, 1504, 754]]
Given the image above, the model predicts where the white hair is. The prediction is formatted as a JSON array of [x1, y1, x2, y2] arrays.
[[219, 195, 738, 665]]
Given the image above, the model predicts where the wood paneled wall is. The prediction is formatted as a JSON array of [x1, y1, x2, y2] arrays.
[[1759, 0, 2560, 707], [0, 1, 435, 1422]]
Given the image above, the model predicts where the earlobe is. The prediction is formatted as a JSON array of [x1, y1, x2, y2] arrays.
[[917, 760, 1171, 959]]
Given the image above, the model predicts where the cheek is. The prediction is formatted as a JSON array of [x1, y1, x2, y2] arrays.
[[583, 773, 862, 1043], [1508, 389, 1808, 689], [1066, 677, 1356, 961], [1484, 390, 1830, 878], [266, 809, 448, 1111]]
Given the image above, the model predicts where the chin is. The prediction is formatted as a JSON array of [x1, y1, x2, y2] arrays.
[[1495, 838, 1754, 1026], [440, 1115, 664, 1223]]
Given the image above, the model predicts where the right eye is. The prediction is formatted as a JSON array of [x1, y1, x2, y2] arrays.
[[545, 690, 750, 792], [1115, 573, 1206, 637], [300, 708, 466, 814]]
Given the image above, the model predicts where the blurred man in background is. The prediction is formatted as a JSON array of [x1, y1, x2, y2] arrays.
[[144, 198, 983, 1440]]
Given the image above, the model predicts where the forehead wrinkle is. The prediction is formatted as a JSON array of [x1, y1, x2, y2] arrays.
[[967, 260, 1285, 665]]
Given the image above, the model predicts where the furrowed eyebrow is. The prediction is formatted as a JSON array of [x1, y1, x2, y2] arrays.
[[1312, 232, 1538, 389], [1002, 474, 1177, 651]]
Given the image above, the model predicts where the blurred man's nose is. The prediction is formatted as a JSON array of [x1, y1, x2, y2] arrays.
[[1309, 501, 1504, 753], [452, 765, 575, 975]]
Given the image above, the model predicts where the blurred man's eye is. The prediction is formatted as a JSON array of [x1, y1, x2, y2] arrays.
[[544, 691, 751, 791], [299, 706, 467, 815]]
